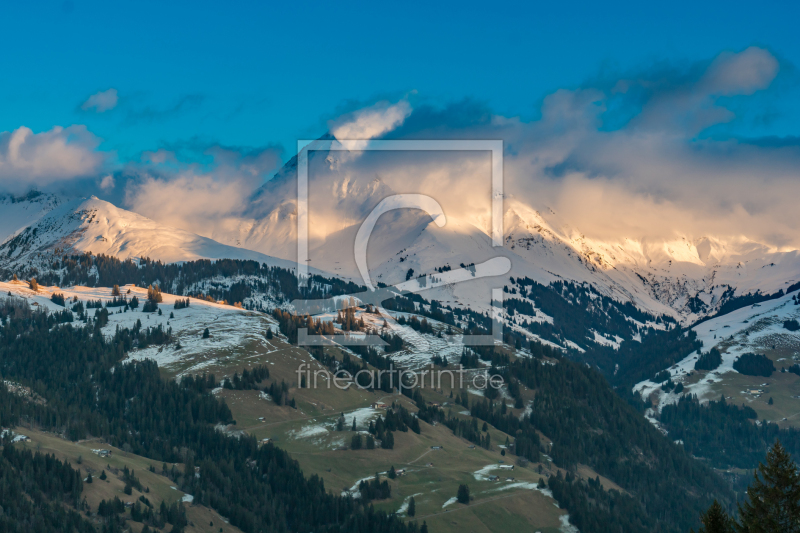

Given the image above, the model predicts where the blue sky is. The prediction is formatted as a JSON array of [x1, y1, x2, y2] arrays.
[[2, 0, 799, 163]]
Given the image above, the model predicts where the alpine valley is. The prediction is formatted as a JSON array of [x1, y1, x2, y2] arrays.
[[3, 149, 800, 533]]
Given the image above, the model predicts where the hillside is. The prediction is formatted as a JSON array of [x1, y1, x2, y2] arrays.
[[0, 259, 736, 533]]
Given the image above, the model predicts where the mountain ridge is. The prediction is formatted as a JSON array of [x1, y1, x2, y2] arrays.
[[0, 195, 298, 271], [3, 154, 800, 326]]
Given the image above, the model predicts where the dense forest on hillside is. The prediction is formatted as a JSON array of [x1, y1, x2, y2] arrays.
[[0, 297, 415, 533], [504, 276, 664, 352], [454, 344, 732, 533], [0, 443, 95, 533], [659, 395, 800, 470], [586, 326, 703, 388], [2, 252, 367, 306]]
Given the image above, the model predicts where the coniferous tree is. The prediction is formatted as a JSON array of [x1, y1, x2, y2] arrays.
[[691, 501, 732, 533], [457, 484, 470, 504], [381, 430, 394, 449], [736, 441, 800, 533]]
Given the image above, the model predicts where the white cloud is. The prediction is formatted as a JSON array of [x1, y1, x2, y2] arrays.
[[126, 173, 249, 234], [0, 125, 104, 190], [700, 47, 779, 96], [100, 174, 115, 190], [81, 88, 118, 113], [124, 143, 283, 238], [331, 99, 412, 143]]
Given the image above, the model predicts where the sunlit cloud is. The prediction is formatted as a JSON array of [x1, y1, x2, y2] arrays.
[[0, 125, 105, 191]]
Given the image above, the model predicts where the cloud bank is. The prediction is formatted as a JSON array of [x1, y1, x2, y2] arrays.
[[288, 46, 800, 250], [0, 125, 105, 192], [124, 141, 283, 236]]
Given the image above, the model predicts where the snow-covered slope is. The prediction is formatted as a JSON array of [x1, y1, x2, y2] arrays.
[[199, 139, 800, 324], [0, 279, 276, 376], [0, 196, 298, 269], [503, 199, 800, 323], [0, 191, 62, 245], [634, 288, 800, 409], [4, 138, 800, 327], [211, 147, 800, 323]]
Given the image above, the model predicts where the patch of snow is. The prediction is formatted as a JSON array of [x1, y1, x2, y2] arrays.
[[343, 407, 381, 430], [473, 464, 500, 481], [290, 424, 329, 439], [396, 493, 423, 515], [560, 514, 580, 533]]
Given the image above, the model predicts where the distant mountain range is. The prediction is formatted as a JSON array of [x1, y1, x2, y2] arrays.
[[3, 145, 800, 329]]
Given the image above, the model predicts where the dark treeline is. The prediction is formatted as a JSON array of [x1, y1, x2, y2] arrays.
[[590, 326, 703, 389], [695, 347, 723, 371], [263, 380, 295, 407], [97, 495, 187, 532], [444, 416, 493, 450], [222, 365, 270, 390], [469, 398, 541, 461], [366, 403, 421, 450], [396, 314, 433, 334], [733, 352, 775, 377], [659, 395, 800, 470], [382, 295, 457, 327], [4, 252, 367, 307], [0, 300, 416, 533], [547, 472, 653, 533], [0, 443, 95, 533], [357, 474, 391, 503], [459, 346, 482, 368], [505, 276, 664, 352]]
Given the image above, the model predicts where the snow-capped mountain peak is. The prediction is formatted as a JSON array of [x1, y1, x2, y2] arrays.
[[0, 196, 296, 269]]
